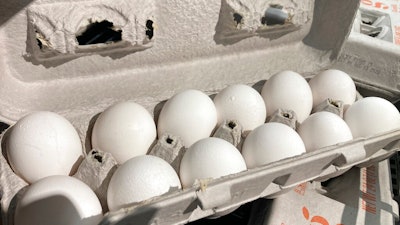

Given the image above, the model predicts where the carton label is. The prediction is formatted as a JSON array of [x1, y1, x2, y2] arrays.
[[293, 182, 307, 196], [360, 165, 378, 214], [395, 25, 400, 44], [337, 53, 400, 79], [280, 206, 345, 225], [280, 183, 345, 225], [361, 0, 400, 12]]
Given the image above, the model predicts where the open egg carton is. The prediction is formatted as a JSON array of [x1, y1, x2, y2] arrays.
[[1, 0, 400, 224]]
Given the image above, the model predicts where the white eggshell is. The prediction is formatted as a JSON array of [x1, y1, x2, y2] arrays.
[[6, 111, 83, 184], [242, 122, 306, 169], [15, 175, 102, 225], [297, 112, 353, 152], [157, 89, 217, 147], [213, 84, 266, 132], [91, 101, 156, 164], [179, 137, 247, 188], [261, 71, 313, 123], [309, 69, 357, 108], [107, 155, 181, 211], [344, 97, 400, 138]]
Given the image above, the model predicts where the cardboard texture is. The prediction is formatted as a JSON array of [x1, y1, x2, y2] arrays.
[[260, 160, 399, 225], [334, 0, 400, 101], [0, 0, 399, 224]]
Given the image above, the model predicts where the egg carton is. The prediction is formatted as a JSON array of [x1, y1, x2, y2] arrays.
[[333, 0, 400, 102], [250, 160, 399, 225], [1, 0, 400, 224]]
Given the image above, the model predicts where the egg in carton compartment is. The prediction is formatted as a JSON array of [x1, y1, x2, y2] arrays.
[[1, 0, 400, 224]]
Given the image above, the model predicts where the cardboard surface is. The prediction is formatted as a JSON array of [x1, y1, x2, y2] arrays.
[[1, 0, 399, 224], [262, 160, 399, 225]]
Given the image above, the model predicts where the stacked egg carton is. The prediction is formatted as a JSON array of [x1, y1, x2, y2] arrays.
[[242, 160, 399, 225], [1, 0, 400, 224]]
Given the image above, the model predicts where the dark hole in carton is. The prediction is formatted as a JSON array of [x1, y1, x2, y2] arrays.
[[261, 6, 288, 26], [368, 30, 381, 37], [94, 154, 103, 163], [362, 18, 373, 25], [282, 112, 290, 118], [35, 30, 51, 50], [228, 121, 237, 129], [233, 13, 243, 25], [0, 122, 9, 134], [76, 20, 122, 45], [328, 99, 340, 108], [166, 137, 174, 144], [146, 20, 154, 40], [37, 38, 43, 49]]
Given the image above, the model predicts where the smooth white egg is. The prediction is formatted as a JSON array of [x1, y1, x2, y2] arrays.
[[297, 111, 353, 152], [107, 155, 181, 211], [309, 69, 357, 108], [15, 175, 102, 225], [261, 71, 313, 123], [6, 111, 83, 184], [157, 89, 217, 147], [91, 101, 156, 164], [179, 137, 247, 188], [242, 122, 306, 169], [213, 84, 266, 133], [344, 97, 400, 138]]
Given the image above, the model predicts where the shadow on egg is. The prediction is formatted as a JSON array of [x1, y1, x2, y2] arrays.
[[85, 113, 101, 154], [251, 80, 266, 93], [15, 194, 102, 225], [6, 186, 28, 225], [1, 123, 15, 164], [153, 100, 167, 128]]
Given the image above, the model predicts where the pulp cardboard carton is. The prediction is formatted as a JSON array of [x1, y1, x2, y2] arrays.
[[0, 0, 399, 224], [333, 0, 400, 101], [260, 160, 399, 225]]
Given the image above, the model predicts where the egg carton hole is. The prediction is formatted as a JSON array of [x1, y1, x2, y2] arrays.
[[90, 150, 103, 163], [233, 13, 243, 26], [145, 20, 154, 40], [328, 99, 341, 108], [282, 113, 291, 118], [228, 121, 237, 129], [165, 137, 174, 144], [261, 5, 288, 26], [76, 20, 122, 46]]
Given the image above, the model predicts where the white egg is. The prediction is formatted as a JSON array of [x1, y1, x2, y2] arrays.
[[261, 71, 313, 123], [6, 111, 83, 184], [107, 155, 181, 211], [213, 84, 266, 133], [179, 137, 247, 188], [15, 175, 102, 225], [157, 89, 217, 147], [242, 122, 306, 169], [91, 101, 156, 164], [344, 97, 400, 138], [297, 112, 353, 152], [309, 69, 357, 108]]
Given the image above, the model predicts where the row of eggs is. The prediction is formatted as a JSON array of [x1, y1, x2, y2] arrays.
[[6, 69, 400, 225]]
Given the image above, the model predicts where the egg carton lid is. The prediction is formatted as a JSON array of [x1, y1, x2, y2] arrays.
[[0, 0, 359, 124]]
